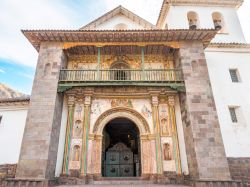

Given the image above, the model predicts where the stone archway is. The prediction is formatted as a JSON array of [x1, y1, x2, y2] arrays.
[[92, 107, 151, 135], [89, 107, 156, 177]]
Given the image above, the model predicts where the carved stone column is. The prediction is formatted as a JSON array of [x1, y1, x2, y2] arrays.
[[80, 95, 91, 176], [151, 95, 163, 175], [62, 95, 75, 175], [168, 96, 182, 174]]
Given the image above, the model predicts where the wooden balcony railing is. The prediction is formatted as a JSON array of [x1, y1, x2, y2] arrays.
[[58, 69, 185, 92], [59, 69, 184, 82]]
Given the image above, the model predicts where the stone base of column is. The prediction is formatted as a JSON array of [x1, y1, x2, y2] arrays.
[[190, 179, 242, 187], [3, 178, 50, 187], [57, 175, 87, 185]]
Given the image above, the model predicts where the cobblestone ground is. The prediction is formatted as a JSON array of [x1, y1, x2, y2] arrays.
[[56, 185, 190, 187]]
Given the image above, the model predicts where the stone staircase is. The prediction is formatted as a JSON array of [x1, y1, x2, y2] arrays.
[[92, 177, 155, 185]]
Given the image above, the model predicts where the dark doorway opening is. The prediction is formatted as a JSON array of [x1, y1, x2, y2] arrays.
[[102, 118, 141, 177]]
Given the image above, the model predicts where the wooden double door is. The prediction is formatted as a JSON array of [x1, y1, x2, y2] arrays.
[[104, 143, 134, 177]]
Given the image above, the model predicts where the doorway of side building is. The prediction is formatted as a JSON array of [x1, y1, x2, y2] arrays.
[[102, 117, 141, 177]]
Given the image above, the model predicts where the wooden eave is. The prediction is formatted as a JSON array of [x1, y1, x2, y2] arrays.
[[22, 29, 217, 51]]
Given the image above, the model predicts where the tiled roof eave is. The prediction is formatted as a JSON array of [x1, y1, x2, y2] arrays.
[[22, 29, 218, 51]]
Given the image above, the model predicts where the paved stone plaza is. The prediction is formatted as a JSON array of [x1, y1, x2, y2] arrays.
[[56, 185, 190, 187]]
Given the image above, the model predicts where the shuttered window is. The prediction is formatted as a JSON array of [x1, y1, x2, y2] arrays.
[[229, 69, 239, 82], [229, 107, 237, 123]]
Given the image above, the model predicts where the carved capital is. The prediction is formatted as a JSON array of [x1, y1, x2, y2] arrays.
[[84, 95, 91, 106], [68, 95, 75, 107], [168, 96, 175, 106], [151, 95, 159, 106]]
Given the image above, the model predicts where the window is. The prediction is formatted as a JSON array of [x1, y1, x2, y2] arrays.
[[212, 12, 226, 33], [229, 107, 237, 123], [229, 69, 240, 82], [187, 11, 200, 29], [110, 61, 130, 80]]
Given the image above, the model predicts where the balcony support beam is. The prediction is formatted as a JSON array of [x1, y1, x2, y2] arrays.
[[63, 41, 180, 50]]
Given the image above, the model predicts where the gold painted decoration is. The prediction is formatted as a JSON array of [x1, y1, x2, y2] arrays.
[[111, 99, 133, 108]]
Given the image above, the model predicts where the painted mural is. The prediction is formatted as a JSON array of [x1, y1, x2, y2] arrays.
[[111, 99, 133, 108], [159, 104, 171, 136], [161, 137, 175, 172], [89, 98, 153, 133]]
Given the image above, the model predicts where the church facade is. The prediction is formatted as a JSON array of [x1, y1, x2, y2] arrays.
[[1, 0, 250, 186]]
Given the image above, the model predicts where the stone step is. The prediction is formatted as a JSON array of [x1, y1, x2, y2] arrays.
[[92, 177, 168, 185]]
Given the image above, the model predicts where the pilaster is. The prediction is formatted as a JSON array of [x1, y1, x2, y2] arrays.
[[62, 95, 75, 175], [151, 95, 163, 174], [15, 42, 66, 179], [168, 96, 182, 174], [80, 95, 92, 176], [178, 41, 231, 180]]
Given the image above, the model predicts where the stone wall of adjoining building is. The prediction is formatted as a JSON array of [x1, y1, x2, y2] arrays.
[[228, 157, 250, 186]]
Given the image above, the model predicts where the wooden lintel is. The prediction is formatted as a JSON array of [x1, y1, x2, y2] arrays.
[[63, 41, 180, 50]]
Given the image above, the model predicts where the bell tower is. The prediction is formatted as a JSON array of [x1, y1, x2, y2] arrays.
[[157, 0, 246, 43]]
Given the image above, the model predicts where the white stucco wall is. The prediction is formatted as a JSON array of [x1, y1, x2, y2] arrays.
[[94, 15, 145, 30], [0, 105, 27, 164], [205, 49, 250, 157], [175, 96, 189, 174], [165, 6, 246, 43], [55, 96, 68, 177]]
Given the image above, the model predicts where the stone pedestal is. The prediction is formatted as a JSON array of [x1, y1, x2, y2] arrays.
[[178, 41, 231, 181], [15, 42, 66, 179]]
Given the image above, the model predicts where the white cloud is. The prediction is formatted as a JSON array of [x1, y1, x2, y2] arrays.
[[0, 0, 78, 67], [0, 69, 5, 73], [0, 0, 249, 69], [103, 0, 162, 24]]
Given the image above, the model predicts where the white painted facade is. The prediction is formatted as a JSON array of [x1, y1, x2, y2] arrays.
[[0, 1, 250, 179], [161, 2, 250, 158], [93, 15, 145, 30], [165, 6, 246, 43], [0, 104, 28, 164], [205, 49, 250, 157]]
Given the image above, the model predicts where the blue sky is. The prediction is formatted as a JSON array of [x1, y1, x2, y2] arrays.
[[0, 0, 250, 94]]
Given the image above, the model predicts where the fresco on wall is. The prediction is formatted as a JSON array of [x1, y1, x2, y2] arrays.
[[69, 139, 82, 170], [161, 137, 175, 172], [159, 104, 171, 136], [73, 120, 82, 139], [111, 99, 133, 108], [141, 104, 152, 119], [74, 104, 83, 120]]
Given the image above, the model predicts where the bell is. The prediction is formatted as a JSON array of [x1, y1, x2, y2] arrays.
[[215, 23, 222, 30], [189, 24, 197, 30]]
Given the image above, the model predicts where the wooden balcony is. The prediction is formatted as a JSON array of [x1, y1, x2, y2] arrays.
[[58, 69, 185, 92]]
